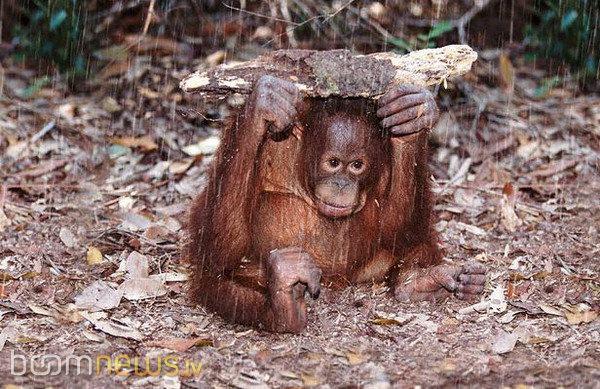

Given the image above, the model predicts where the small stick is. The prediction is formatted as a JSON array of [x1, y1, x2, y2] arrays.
[[0, 185, 6, 209], [141, 0, 156, 36]]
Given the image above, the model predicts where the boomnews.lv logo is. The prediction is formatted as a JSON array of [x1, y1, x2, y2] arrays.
[[10, 351, 203, 377]]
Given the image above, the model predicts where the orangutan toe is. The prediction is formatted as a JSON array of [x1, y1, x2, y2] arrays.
[[455, 262, 486, 300]]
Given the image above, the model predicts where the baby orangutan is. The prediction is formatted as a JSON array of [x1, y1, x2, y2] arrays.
[[187, 75, 486, 333]]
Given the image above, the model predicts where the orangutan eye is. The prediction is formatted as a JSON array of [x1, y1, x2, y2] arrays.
[[328, 158, 340, 168], [351, 160, 364, 170]]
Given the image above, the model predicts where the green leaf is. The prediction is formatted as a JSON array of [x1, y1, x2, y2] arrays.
[[387, 37, 412, 52], [32, 9, 45, 23], [523, 52, 537, 62], [73, 55, 87, 74], [20, 76, 51, 99], [108, 144, 131, 159], [584, 57, 597, 74], [534, 76, 561, 99], [541, 10, 556, 23], [50, 10, 68, 31], [560, 9, 578, 31], [427, 20, 454, 40]]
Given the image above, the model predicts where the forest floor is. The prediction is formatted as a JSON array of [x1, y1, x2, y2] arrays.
[[0, 51, 598, 388]]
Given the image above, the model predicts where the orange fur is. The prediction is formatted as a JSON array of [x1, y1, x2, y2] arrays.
[[185, 97, 442, 330]]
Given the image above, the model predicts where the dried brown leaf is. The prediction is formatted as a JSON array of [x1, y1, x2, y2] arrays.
[[59, 227, 78, 248], [538, 303, 564, 317], [111, 135, 158, 152], [80, 311, 143, 341], [499, 53, 515, 92], [118, 251, 150, 279], [565, 308, 598, 325], [146, 337, 213, 352], [345, 351, 366, 365], [74, 280, 122, 311], [532, 158, 578, 178], [491, 330, 517, 354], [119, 278, 167, 300], [86, 246, 104, 265]]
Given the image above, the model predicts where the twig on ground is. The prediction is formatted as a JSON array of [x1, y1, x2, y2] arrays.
[[14, 159, 69, 178], [347, 5, 398, 43], [455, 0, 496, 43], [440, 157, 472, 193], [260, 0, 355, 48], [222, 2, 300, 25], [30, 121, 56, 144], [321, 0, 356, 24], [141, 0, 156, 36], [400, 0, 497, 44], [0, 185, 6, 209]]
